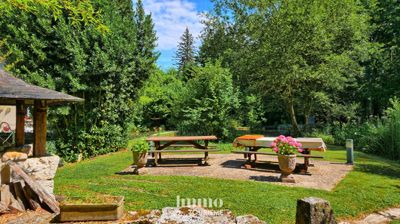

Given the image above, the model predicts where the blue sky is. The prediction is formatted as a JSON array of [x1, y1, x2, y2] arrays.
[[139, 0, 213, 70]]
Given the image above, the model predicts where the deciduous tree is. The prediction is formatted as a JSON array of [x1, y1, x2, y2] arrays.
[[200, 0, 371, 136]]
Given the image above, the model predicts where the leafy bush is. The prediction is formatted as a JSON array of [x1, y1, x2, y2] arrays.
[[239, 94, 267, 131], [367, 99, 400, 160], [328, 121, 379, 148], [128, 139, 149, 153], [312, 99, 400, 161], [135, 69, 184, 129], [172, 61, 240, 140], [53, 123, 127, 162], [309, 131, 335, 145]]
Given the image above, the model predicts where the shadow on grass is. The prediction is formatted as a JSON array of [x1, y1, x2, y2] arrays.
[[355, 163, 400, 179], [115, 165, 138, 175]]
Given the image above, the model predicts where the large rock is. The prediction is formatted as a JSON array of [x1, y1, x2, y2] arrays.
[[13, 156, 60, 179], [236, 215, 265, 224], [129, 207, 265, 224], [157, 207, 236, 224], [296, 197, 336, 224], [10, 155, 60, 195]]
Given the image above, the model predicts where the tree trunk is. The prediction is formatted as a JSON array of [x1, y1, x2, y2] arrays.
[[303, 114, 310, 133], [288, 101, 301, 137]]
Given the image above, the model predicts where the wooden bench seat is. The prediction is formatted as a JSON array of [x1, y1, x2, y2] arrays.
[[231, 150, 323, 158], [169, 144, 199, 147], [146, 135, 218, 167], [167, 144, 217, 149], [149, 149, 219, 153], [231, 150, 323, 174], [148, 149, 220, 166]]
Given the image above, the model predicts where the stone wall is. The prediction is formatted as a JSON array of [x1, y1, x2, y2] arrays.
[[1, 154, 60, 195]]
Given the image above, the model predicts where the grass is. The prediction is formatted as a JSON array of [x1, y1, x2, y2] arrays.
[[54, 145, 400, 224]]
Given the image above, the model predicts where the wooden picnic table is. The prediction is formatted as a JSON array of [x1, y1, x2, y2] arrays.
[[233, 135, 326, 154], [232, 135, 326, 174], [146, 135, 218, 166]]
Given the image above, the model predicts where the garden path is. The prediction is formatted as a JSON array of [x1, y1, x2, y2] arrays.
[[340, 207, 400, 224]]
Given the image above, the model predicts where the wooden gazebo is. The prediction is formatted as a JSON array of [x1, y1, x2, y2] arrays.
[[0, 69, 83, 157]]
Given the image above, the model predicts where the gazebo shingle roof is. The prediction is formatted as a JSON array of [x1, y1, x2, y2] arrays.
[[0, 69, 84, 105]]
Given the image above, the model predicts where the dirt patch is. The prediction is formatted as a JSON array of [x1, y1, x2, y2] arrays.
[[122, 154, 353, 191], [0, 208, 55, 224]]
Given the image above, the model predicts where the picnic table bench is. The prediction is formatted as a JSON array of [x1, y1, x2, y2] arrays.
[[231, 150, 323, 174], [146, 136, 218, 166]]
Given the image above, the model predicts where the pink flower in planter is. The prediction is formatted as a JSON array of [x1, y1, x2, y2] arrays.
[[277, 135, 285, 141], [273, 135, 302, 155]]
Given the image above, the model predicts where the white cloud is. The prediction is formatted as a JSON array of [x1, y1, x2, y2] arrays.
[[140, 0, 204, 50]]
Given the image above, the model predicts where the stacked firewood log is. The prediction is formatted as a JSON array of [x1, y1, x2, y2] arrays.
[[0, 161, 60, 214]]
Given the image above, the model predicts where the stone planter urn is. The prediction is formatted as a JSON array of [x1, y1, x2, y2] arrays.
[[278, 154, 296, 183], [132, 152, 148, 174]]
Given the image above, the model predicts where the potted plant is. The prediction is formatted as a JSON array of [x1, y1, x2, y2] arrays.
[[128, 139, 149, 174], [271, 135, 303, 182]]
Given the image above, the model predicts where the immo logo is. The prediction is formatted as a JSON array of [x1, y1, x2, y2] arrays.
[[176, 195, 223, 208]]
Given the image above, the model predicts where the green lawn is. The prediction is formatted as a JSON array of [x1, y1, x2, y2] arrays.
[[54, 145, 400, 224]]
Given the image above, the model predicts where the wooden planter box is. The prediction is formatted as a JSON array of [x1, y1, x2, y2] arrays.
[[59, 196, 124, 222]]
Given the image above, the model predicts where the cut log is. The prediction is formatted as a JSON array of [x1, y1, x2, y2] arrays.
[[7, 162, 60, 213], [12, 182, 30, 210], [22, 184, 41, 210], [1, 184, 11, 207], [0, 201, 9, 213], [9, 184, 24, 212]]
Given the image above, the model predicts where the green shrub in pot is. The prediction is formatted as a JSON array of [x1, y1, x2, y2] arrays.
[[128, 139, 149, 171]]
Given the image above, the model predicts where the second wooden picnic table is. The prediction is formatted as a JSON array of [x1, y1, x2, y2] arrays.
[[232, 135, 326, 174], [146, 135, 218, 166]]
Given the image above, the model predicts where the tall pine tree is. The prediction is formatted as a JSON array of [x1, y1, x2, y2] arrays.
[[133, 0, 159, 91], [175, 27, 195, 80]]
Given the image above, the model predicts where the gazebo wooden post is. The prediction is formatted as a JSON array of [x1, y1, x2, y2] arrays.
[[15, 100, 26, 147], [33, 100, 48, 157]]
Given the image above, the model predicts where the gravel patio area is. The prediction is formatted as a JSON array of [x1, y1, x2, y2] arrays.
[[121, 153, 353, 191]]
